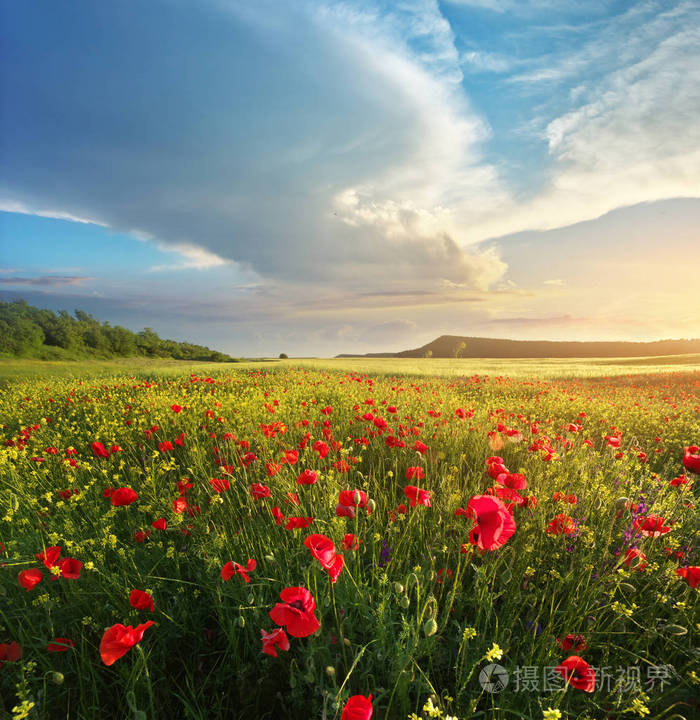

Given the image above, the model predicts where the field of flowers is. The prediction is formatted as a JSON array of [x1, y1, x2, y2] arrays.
[[1, 362, 698, 720]]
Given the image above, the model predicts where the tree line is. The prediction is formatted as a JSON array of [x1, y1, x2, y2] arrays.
[[0, 300, 235, 361]]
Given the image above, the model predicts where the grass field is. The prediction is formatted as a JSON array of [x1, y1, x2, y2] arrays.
[[1, 358, 698, 719]]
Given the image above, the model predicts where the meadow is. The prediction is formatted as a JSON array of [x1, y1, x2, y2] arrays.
[[1, 358, 698, 720]]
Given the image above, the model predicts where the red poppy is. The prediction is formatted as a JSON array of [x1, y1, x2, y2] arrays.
[[634, 514, 670, 538], [221, 559, 257, 583], [99, 621, 155, 666], [260, 627, 290, 657], [546, 514, 576, 535], [466, 495, 516, 551], [297, 469, 318, 485], [266, 462, 282, 477], [209, 477, 230, 493], [91, 441, 110, 459], [58, 557, 82, 579], [285, 516, 314, 530], [269, 586, 321, 637], [172, 497, 188, 513], [0, 641, 22, 668], [682, 446, 700, 474], [271, 506, 284, 525], [152, 518, 167, 530], [557, 634, 588, 652], [675, 566, 699, 588], [555, 655, 596, 692], [403, 485, 431, 508], [670, 474, 690, 487], [251, 483, 271, 500], [496, 473, 527, 490], [338, 490, 369, 509], [283, 449, 299, 465], [129, 589, 154, 612], [304, 534, 344, 583], [111, 487, 138, 506], [342, 533, 360, 551], [171, 404, 182, 413], [414, 441, 428, 454], [336, 503, 356, 519], [624, 548, 647, 571], [341, 694, 373, 720], [47, 637, 75, 652], [36, 546, 61, 568], [313, 440, 329, 459], [405, 466, 425, 481], [18, 568, 43, 591]]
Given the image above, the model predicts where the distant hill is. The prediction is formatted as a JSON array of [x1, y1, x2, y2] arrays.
[[338, 335, 700, 359], [0, 300, 237, 362]]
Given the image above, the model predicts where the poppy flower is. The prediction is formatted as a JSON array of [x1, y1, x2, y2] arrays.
[[47, 637, 75, 652], [0, 642, 22, 668], [336, 503, 356, 519], [546, 514, 576, 535], [221, 559, 257, 583], [405, 466, 425, 481], [297, 469, 318, 485], [99, 621, 155, 666], [682, 446, 700, 474], [414, 441, 428, 454], [251, 483, 271, 500], [269, 586, 321, 638], [557, 634, 588, 652], [283, 449, 299, 465], [36, 546, 61, 569], [342, 533, 360, 551], [129, 589, 154, 612], [285, 516, 314, 530], [341, 694, 373, 720], [466, 495, 516, 551], [675, 566, 699, 588], [555, 655, 596, 692], [209, 477, 230, 493], [58, 557, 82, 579], [338, 490, 369, 509], [496, 473, 527, 490], [171, 404, 182, 413], [260, 627, 290, 657], [634, 514, 670, 538], [624, 548, 647, 571], [91, 441, 110, 459], [111, 487, 138, 506], [172, 497, 188, 513], [313, 441, 329, 459], [18, 568, 43, 591], [152, 518, 167, 530], [304, 534, 344, 582], [670, 474, 690, 487], [403, 485, 431, 508], [271, 506, 284, 525]]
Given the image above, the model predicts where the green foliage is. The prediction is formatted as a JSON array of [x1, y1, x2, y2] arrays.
[[0, 364, 697, 719], [0, 300, 235, 362]]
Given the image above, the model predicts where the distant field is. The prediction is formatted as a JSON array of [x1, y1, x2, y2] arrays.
[[2, 353, 700, 384]]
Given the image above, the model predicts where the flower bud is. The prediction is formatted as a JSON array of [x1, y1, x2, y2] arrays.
[[423, 618, 438, 637]]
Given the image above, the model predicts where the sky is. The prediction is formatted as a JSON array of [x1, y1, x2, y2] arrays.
[[1, 0, 699, 357]]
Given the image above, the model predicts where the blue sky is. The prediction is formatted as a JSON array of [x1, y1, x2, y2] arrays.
[[1, 0, 699, 356]]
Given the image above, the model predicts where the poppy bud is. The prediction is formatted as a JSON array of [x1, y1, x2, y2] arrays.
[[325, 666, 335, 677], [400, 595, 410, 609], [423, 618, 438, 636], [264, 554, 276, 563], [393, 582, 404, 594], [50, 671, 65, 685], [236, 616, 245, 628], [615, 497, 630, 511], [367, 499, 376, 513]]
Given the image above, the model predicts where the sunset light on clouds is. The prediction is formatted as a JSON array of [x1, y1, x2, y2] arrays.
[[1, 0, 698, 356]]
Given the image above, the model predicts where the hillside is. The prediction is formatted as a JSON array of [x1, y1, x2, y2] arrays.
[[0, 300, 237, 362], [339, 335, 700, 359]]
